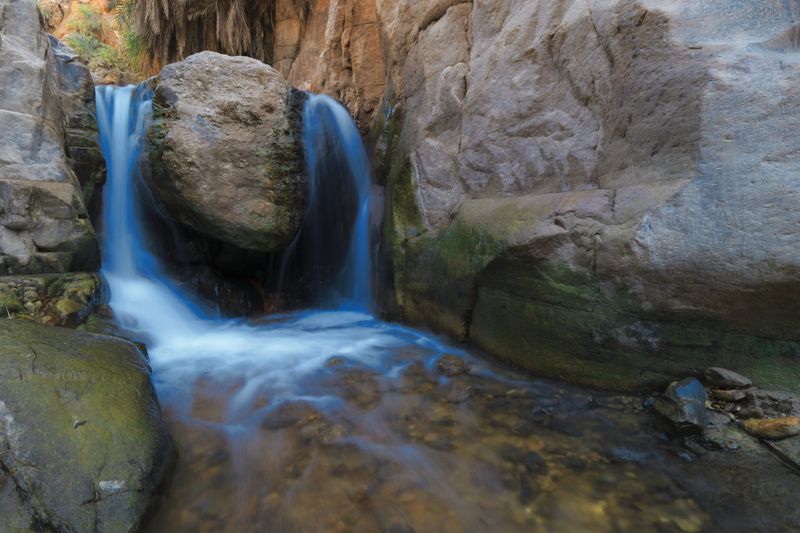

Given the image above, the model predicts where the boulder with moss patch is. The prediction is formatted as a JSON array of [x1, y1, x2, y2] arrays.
[[0, 319, 174, 532]]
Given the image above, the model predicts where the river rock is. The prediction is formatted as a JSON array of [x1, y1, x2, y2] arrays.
[[0, 320, 174, 532], [654, 378, 709, 432], [0, 273, 100, 326], [147, 51, 306, 252], [712, 389, 747, 403], [742, 417, 800, 441], [704, 368, 753, 390]]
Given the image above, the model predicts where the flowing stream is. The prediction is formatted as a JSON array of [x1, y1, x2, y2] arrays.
[[93, 85, 784, 532]]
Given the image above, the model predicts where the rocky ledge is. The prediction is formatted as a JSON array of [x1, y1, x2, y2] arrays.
[[653, 366, 800, 475]]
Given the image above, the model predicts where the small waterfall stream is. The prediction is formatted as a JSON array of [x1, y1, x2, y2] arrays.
[[302, 94, 373, 309], [93, 85, 725, 533]]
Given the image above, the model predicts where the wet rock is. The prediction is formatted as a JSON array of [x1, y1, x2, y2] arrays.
[[436, 355, 469, 377], [439, 379, 473, 404], [0, 273, 100, 326], [655, 378, 709, 432], [704, 368, 753, 390], [147, 52, 306, 252], [262, 401, 322, 430], [742, 417, 800, 440], [712, 389, 747, 402], [0, 320, 174, 532]]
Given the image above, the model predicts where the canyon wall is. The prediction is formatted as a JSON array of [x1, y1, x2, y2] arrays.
[[0, 0, 105, 325], [276, 0, 800, 390]]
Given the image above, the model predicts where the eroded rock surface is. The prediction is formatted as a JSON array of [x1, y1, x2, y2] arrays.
[[147, 51, 307, 252], [277, 0, 800, 390], [0, 320, 174, 532], [0, 0, 100, 274]]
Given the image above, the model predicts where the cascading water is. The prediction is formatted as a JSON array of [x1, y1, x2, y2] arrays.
[[301, 94, 373, 309], [96, 85, 207, 343], [93, 85, 726, 533]]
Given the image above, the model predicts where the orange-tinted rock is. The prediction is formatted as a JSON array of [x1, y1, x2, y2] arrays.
[[743, 417, 800, 440]]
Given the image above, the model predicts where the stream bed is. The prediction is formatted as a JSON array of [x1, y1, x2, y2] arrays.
[[141, 311, 800, 533]]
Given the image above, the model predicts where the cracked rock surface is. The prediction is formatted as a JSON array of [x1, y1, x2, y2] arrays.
[[0, 320, 174, 532]]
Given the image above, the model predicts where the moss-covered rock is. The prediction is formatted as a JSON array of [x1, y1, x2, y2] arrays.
[[0, 272, 101, 327], [390, 190, 800, 392], [0, 320, 174, 532]]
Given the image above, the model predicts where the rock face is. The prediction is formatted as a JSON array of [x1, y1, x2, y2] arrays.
[[148, 51, 307, 252], [278, 0, 800, 390], [0, 320, 174, 532], [47, 35, 107, 218], [0, 0, 100, 275]]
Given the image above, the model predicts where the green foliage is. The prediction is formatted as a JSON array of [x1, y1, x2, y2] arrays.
[[64, 32, 129, 72], [65, 5, 104, 38]]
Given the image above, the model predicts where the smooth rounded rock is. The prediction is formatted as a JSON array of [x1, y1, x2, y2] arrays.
[[147, 51, 307, 252], [742, 417, 800, 441], [0, 320, 174, 532]]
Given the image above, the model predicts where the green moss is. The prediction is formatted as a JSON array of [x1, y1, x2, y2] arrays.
[[0, 291, 24, 314], [468, 256, 800, 392], [0, 320, 173, 531]]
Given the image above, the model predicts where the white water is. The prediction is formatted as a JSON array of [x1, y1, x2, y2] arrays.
[[94, 85, 467, 404]]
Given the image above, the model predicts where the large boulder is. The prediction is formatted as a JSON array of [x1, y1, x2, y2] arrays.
[[147, 51, 306, 252], [0, 0, 100, 275], [0, 320, 174, 532], [279, 0, 800, 390]]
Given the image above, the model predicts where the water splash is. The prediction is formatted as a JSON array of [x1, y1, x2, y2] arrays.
[[95, 85, 208, 342]]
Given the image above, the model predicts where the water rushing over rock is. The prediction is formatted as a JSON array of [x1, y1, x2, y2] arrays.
[[94, 86, 800, 532], [298, 94, 373, 310]]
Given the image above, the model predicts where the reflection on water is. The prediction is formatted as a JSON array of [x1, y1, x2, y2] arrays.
[[146, 310, 715, 532]]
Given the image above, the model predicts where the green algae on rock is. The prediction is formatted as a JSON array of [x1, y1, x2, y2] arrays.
[[0, 273, 101, 327], [0, 320, 174, 532]]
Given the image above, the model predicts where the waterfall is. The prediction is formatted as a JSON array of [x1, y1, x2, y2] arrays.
[[96, 85, 209, 345], [301, 94, 373, 310]]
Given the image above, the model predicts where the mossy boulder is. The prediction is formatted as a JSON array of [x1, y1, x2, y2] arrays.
[[146, 51, 306, 252], [389, 189, 800, 392], [0, 320, 174, 532]]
